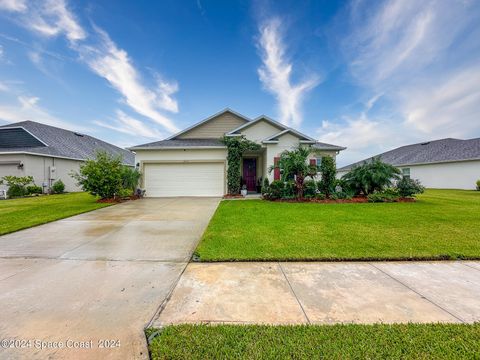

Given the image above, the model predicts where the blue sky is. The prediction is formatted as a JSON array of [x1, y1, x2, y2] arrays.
[[0, 0, 479, 166]]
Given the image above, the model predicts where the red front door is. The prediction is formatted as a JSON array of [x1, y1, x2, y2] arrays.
[[243, 158, 256, 192]]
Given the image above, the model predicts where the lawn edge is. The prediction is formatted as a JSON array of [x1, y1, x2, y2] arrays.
[[194, 255, 480, 262], [0, 200, 113, 236]]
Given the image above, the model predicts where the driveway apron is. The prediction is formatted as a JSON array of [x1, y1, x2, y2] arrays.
[[0, 197, 220, 359]]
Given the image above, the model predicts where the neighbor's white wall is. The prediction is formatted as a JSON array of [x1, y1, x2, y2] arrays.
[[337, 160, 480, 190], [0, 154, 82, 192], [135, 148, 228, 189], [403, 160, 480, 190], [0, 154, 26, 192]]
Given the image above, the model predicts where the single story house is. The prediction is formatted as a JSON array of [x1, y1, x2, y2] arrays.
[[0, 120, 135, 193], [337, 138, 480, 190], [129, 109, 346, 197]]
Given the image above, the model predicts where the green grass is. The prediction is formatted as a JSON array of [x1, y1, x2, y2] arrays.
[[0, 192, 112, 235], [195, 189, 480, 261], [147, 323, 480, 359]]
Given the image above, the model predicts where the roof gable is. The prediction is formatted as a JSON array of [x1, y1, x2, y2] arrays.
[[262, 129, 316, 143], [0, 127, 47, 148], [169, 109, 250, 140], [226, 115, 316, 142]]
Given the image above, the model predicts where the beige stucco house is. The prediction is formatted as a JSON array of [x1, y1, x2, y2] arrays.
[[0, 121, 134, 193], [130, 109, 346, 197]]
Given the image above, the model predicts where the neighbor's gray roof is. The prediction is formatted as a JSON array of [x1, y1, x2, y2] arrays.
[[338, 138, 480, 171], [0, 121, 135, 165], [129, 138, 225, 149]]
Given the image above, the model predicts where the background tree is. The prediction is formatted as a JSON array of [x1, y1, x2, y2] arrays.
[[270, 145, 317, 199], [318, 156, 336, 198], [342, 157, 401, 195], [222, 136, 261, 194], [71, 151, 124, 199]]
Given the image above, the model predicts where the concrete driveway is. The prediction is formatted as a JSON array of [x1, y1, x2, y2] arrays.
[[0, 197, 220, 360]]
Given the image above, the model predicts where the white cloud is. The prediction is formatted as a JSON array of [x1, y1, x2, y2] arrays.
[[333, 0, 480, 165], [94, 110, 165, 140], [257, 17, 319, 127], [401, 65, 480, 137], [0, 0, 26, 12], [0, 94, 90, 132], [77, 27, 180, 133], [12, 0, 87, 42], [0, 0, 180, 135]]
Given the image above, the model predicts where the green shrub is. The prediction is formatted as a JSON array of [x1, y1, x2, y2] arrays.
[[51, 180, 65, 194], [318, 156, 336, 197], [283, 181, 296, 199], [117, 188, 132, 198], [315, 193, 326, 200], [7, 184, 27, 198], [396, 177, 425, 197], [267, 180, 284, 200], [303, 180, 317, 198], [261, 178, 270, 197], [71, 151, 124, 199], [476, 179, 480, 191], [1, 175, 34, 198], [367, 189, 400, 203], [342, 157, 401, 195], [331, 191, 353, 200], [26, 185, 43, 195]]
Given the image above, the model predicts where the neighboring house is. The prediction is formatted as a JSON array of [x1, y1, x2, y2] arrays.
[[129, 109, 346, 197], [0, 121, 135, 193], [337, 138, 480, 190]]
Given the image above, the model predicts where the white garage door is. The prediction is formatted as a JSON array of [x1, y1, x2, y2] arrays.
[[144, 162, 225, 197]]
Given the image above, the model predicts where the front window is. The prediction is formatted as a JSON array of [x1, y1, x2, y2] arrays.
[[402, 168, 410, 179]]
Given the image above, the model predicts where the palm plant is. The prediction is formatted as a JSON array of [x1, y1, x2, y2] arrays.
[[342, 157, 401, 195], [269, 145, 317, 199], [122, 166, 141, 195]]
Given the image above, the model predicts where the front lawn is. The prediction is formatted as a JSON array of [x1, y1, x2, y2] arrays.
[[147, 323, 480, 359], [195, 189, 480, 261], [0, 192, 112, 235]]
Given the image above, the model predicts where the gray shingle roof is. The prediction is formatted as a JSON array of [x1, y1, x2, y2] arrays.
[[0, 121, 135, 165], [338, 138, 480, 171], [313, 142, 346, 151], [130, 138, 225, 149]]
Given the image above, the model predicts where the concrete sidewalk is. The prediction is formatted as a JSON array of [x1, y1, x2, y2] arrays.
[[154, 261, 480, 326]]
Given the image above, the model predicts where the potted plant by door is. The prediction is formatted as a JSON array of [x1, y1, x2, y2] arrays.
[[241, 184, 248, 197]]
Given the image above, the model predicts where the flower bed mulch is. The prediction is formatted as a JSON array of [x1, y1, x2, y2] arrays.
[[96, 195, 141, 203]]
